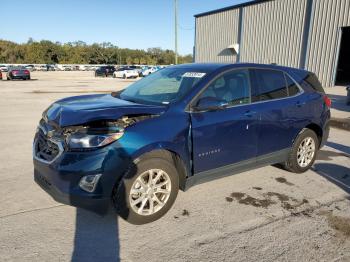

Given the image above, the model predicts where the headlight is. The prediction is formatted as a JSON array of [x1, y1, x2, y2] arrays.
[[67, 131, 124, 149]]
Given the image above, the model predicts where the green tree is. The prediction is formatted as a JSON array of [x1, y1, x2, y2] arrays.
[[0, 39, 193, 65]]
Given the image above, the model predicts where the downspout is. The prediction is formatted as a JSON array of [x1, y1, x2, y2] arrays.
[[299, 0, 314, 69], [236, 7, 244, 63]]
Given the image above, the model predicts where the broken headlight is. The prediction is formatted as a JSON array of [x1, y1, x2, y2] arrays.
[[66, 127, 124, 150]]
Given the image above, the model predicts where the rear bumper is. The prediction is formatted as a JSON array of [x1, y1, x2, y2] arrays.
[[320, 110, 331, 148], [10, 75, 30, 79], [320, 120, 330, 148]]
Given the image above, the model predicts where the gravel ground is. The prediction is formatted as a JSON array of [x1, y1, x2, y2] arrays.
[[0, 71, 349, 262]]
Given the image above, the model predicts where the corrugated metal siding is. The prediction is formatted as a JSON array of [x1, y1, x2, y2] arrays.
[[195, 9, 240, 63], [306, 0, 350, 87], [194, 0, 350, 87], [240, 0, 307, 68]]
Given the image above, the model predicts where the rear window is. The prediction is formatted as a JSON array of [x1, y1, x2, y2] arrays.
[[303, 73, 325, 93], [253, 69, 288, 102]]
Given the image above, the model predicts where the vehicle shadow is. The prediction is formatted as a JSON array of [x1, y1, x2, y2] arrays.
[[313, 162, 350, 194], [71, 208, 120, 262], [328, 94, 350, 112], [313, 145, 350, 194], [70, 147, 136, 262], [326, 141, 350, 155]]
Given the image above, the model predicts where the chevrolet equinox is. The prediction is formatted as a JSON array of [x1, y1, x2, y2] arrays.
[[33, 63, 331, 224]]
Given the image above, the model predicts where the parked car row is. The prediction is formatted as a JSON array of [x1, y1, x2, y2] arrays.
[[94, 65, 165, 79], [0, 64, 55, 72]]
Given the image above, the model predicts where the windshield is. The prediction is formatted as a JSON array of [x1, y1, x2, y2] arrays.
[[120, 67, 207, 104]]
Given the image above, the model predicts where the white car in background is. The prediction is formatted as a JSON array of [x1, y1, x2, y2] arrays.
[[140, 66, 159, 77], [0, 65, 9, 72], [113, 67, 139, 79]]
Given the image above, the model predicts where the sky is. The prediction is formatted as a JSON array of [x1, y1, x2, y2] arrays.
[[0, 0, 249, 55]]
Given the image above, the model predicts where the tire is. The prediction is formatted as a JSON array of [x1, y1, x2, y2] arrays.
[[113, 155, 179, 225], [123, 74, 126, 79], [113, 74, 116, 78], [283, 128, 319, 173]]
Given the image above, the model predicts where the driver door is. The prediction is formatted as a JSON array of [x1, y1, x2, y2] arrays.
[[190, 69, 259, 174]]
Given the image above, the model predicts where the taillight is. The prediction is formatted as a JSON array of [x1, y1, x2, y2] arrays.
[[12, 70, 19, 74], [323, 95, 332, 108], [24, 70, 30, 74]]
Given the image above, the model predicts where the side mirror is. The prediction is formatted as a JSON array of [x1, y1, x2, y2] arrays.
[[193, 97, 227, 111]]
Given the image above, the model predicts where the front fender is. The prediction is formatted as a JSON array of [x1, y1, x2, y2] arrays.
[[115, 112, 192, 182]]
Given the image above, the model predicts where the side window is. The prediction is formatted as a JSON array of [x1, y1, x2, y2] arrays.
[[285, 74, 301, 96], [198, 69, 250, 106], [254, 69, 288, 101]]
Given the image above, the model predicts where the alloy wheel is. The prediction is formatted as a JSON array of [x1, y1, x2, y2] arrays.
[[129, 169, 171, 216], [297, 137, 316, 168]]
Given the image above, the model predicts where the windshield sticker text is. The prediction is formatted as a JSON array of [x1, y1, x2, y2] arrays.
[[182, 72, 206, 78]]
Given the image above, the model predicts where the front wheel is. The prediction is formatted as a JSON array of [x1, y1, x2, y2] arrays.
[[123, 74, 127, 79], [113, 156, 179, 224], [283, 129, 319, 173]]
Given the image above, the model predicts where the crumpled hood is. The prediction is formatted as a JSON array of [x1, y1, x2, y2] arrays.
[[44, 94, 166, 127]]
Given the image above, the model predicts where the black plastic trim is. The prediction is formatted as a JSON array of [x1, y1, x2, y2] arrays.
[[184, 148, 290, 190]]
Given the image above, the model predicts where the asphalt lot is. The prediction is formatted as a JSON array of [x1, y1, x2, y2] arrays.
[[0, 71, 350, 262]]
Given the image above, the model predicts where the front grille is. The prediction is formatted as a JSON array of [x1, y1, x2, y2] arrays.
[[34, 129, 62, 162]]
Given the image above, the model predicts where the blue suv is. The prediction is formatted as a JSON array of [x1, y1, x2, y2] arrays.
[[33, 63, 331, 224]]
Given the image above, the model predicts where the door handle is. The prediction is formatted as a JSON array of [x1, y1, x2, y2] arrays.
[[244, 110, 257, 117], [296, 101, 306, 107]]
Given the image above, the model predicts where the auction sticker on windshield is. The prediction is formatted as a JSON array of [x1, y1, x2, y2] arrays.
[[183, 72, 206, 78]]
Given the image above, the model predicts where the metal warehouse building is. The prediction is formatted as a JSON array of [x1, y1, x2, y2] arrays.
[[194, 0, 350, 87]]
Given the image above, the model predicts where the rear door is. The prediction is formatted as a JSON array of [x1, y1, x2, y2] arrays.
[[190, 69, 259, 174], [250, 69, 306, 157]]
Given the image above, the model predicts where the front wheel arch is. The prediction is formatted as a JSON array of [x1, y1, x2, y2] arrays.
[[111, 148, 188, 200], [112, 149, 183, 224], [132, 149, 187, 191]]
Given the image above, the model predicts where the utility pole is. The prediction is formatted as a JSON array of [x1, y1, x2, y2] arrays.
[[174, 0, 178, 64]]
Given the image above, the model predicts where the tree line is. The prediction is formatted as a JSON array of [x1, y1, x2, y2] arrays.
[[0, 39, 193, 65]]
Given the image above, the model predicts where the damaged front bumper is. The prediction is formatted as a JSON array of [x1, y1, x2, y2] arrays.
[[33, 140, 131, 214]]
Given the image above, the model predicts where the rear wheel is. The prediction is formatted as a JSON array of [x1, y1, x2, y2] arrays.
[[113, 155, 179, 224], [283, 129, 319, 173]]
